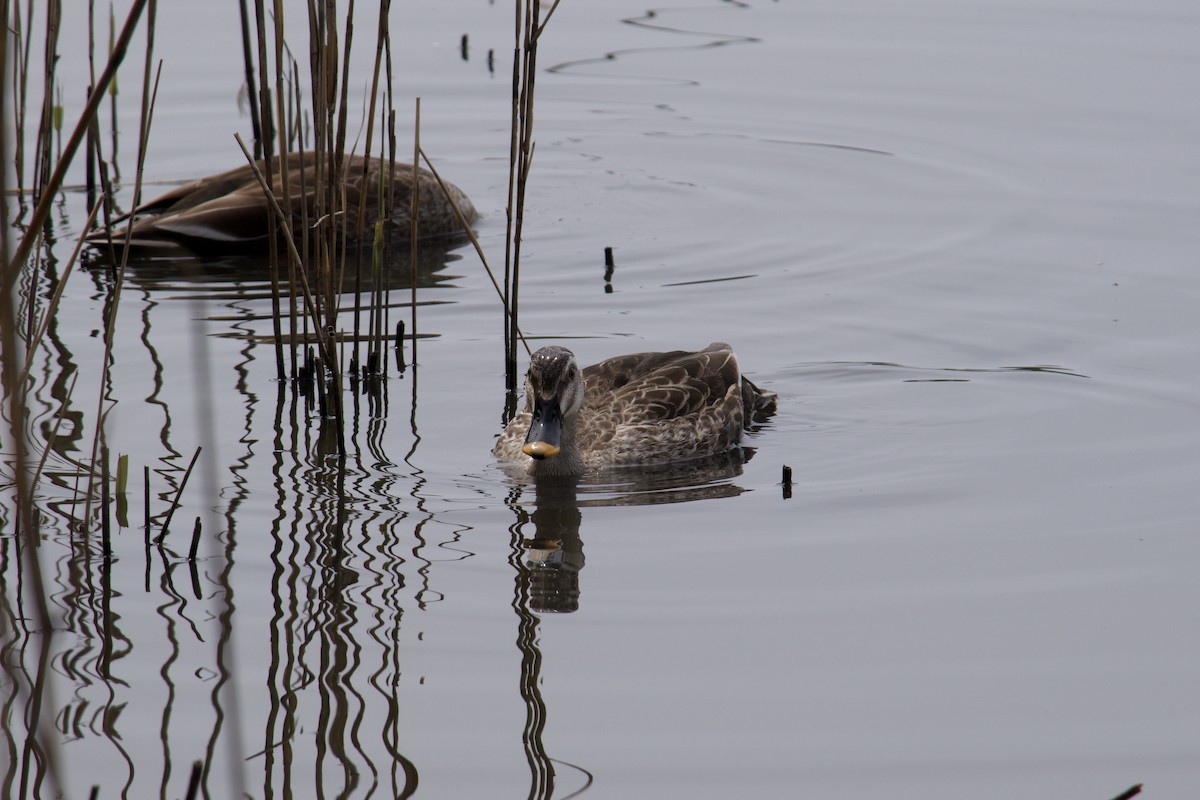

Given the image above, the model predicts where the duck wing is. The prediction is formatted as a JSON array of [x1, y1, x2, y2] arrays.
[[584, 342, 739, 417], [578, 343, 750, 461]]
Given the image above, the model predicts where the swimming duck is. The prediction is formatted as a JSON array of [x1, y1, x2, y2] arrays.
[[89, 151, 478, 254], [494, 342, 776, 478]]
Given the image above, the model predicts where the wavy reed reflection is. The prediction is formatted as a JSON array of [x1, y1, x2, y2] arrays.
[[256, 381, 434, 796], [3, 219, 480, 797]]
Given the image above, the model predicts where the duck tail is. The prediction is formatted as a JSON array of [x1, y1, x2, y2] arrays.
[[740, 376, 777, 424]]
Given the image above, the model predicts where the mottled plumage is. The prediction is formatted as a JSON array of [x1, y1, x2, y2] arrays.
[[495, 343, 776, 478], [88, 151, 477, 254]]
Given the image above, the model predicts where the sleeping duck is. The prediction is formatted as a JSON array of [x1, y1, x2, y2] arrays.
[[88, 151, 477, 254], [495, 342, 776, 478]]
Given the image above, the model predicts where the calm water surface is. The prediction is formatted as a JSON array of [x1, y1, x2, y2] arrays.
[[4, 1, 1199, 798]]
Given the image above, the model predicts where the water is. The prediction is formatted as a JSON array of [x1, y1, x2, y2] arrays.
[[4, 1, 1200, 798]]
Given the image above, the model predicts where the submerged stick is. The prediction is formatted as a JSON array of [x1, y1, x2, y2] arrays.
[[155, 446, 202, 545], [83, 51, 162, 532], [184, 760, 203, 800], [101, 446, 112, 561], [189, 517, 202, 562], [143, 464, 151, 550]]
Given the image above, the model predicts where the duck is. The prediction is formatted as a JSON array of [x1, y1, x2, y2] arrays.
[[88, 151, 478, 254], [494, 342, 776, 478]]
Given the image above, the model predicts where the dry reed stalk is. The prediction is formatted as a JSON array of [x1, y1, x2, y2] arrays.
[[504, 2, 522, 394], [5, 0, 151, 285], [32, 0, 61, 200], [10, 0, 32, 196], [86, 0, 96, 207], [0, 2, 160, 793], [233, 132, 345, 440], [82, 19, 161, 533], [2, 0, 152, 550], [271, 0, 300, 382], [251, 0, 285, 381], [82, 2, 120, 200], [382, 44, 397, 383], [301, 9, 367, 390], [355, 0, 391, 378], [290, 61, 307, 372], [107, 6, 121, 183], [248, 0, 362, 406], [503, 0, 556, 401], [409, 99, 420, 367], [238, 0, 265, 159]]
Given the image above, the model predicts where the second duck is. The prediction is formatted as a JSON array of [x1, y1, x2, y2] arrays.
[[90, 151, 478, 254]]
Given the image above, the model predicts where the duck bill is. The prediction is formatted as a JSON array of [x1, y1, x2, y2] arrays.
[[522, 396, 563, 459]]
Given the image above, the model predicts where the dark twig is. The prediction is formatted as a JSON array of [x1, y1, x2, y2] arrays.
[[184, 760, 203, 800], [188, 517, 202, 562], [155, 446, 202, 545]]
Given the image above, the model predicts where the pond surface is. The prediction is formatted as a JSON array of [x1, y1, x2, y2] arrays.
[[4, 1, 1200, 798]]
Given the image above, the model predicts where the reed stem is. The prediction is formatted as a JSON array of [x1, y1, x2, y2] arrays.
[[5, 0, 151, 286], [502, 0, 553, 406]]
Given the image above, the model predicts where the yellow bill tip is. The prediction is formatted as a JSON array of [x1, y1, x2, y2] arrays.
[[522, 441, 561, 460]]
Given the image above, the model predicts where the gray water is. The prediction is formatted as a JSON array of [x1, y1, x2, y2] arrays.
[[4, 1, 1199, 798]]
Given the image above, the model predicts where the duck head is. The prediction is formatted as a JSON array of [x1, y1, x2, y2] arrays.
[[521, 346, 585, 461]]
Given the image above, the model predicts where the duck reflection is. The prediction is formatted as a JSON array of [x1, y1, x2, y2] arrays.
[[508, 447, 758, 614], [514, 480, 586, 613], [82, 236, 469, 296]]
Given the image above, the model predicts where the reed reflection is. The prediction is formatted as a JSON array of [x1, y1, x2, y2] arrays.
[[251, 377, 441, 799], [2, 239, 453, 798]]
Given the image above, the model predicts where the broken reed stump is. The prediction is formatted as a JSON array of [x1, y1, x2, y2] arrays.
[[396, 319, 406, 371]]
